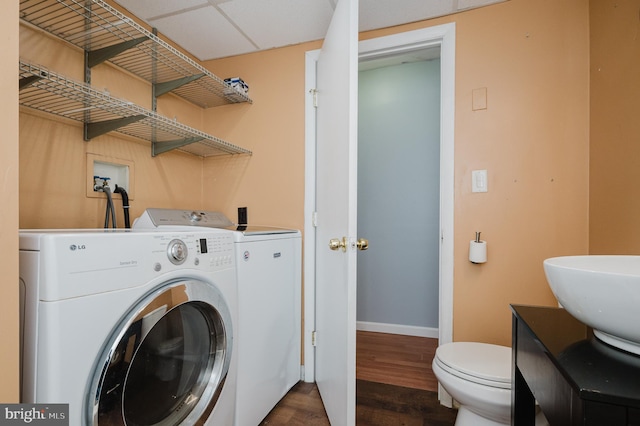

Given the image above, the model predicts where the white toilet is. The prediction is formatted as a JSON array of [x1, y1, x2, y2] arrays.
[[432, 342, 547, 426]]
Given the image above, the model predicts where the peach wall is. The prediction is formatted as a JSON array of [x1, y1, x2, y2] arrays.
[[19, 112, 207, 228], [200, 44, 320, 231], [371, 0, 589, 345], [18, 24, 214, 229], [5, 0, 592, 398], [445, 0, 589, 344], [589, 0, 640, 254], [0, 0, 19, 403], [204, 0, 590, 346]]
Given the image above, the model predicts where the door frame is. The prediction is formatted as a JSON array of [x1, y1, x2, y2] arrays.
[[303, 23, 456, 387]]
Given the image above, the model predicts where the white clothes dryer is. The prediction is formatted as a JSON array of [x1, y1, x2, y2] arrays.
[[134, 209, 302, 426], [19, 229, 238, 425], [230, 226, 302, 426]]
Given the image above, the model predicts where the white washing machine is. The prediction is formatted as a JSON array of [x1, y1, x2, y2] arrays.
[[134, 209, 302, 426], [19, 229, 238, 425]]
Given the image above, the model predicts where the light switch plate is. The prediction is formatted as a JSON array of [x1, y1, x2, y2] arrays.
[[472, 170, 488, 193]]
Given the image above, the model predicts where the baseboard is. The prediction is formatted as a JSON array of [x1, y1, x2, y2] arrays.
[[356, 321, 439, 338]]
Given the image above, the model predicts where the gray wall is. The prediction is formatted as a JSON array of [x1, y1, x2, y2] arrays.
[[356, 59, 441, 329]]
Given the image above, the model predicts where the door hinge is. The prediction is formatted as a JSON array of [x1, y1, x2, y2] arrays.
[[309, 88, 318, 108], [311, 330, 317, 347], [312, 211, 318, 227]]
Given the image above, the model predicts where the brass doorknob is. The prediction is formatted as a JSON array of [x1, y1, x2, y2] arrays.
[[329, 237, 347, 252], [329, 237, 368, 252]]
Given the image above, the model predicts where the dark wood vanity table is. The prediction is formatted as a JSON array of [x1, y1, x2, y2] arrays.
[[511, 305, 640, 425]]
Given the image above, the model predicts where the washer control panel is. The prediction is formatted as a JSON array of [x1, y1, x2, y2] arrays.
[[21, 229, 236, 301], [152, 231, 234, 273], [167, 239, 188, 265]]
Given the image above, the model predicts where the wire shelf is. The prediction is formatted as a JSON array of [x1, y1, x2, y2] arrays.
[[19, 0, 252, 108], [19, 60, 252, 157]]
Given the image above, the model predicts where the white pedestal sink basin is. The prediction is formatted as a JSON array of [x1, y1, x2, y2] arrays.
[[543, 255, 640, 356]]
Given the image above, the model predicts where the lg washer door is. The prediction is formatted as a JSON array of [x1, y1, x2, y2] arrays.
[[87, 279, 233, 425]]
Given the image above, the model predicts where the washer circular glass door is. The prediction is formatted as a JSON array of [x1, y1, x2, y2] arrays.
[[87, 279, 233, 425]]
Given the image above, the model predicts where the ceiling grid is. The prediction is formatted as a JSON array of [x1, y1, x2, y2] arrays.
[[112, 0, 508, 61]]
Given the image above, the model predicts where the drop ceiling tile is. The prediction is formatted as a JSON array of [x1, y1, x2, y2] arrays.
[[218, 0, 335, 50], [359, 0, 455, 32], [149, 7, 257, 60], [114, 0, 207, 21], [114, 0, 509, 62]]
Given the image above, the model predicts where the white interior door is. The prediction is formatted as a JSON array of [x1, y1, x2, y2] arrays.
[[314, 0, 358, 424]]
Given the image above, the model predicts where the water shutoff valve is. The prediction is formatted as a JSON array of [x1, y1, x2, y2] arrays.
[[93, 176, 111, 191]]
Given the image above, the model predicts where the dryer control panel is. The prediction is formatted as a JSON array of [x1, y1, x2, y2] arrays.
[[134, 208, 233, 229]]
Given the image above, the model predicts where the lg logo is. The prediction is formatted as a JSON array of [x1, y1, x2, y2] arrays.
[[69, 244, 87, 251]]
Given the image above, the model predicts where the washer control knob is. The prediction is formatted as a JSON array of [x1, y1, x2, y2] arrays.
[[167, 239, 188, 265], [189, 211, 202, 222]]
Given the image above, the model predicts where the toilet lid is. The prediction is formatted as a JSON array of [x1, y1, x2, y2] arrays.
[[435, 342, 511, 386]]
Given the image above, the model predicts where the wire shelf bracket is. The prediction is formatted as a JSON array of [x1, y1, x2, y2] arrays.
[[84, 115, 146, 140], [152, 137, 205, 157], [86, 36, 149, 68]]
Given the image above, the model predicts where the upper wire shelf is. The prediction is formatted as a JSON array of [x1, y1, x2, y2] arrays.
[[19, 0, 252, 108], [19, 60, 252, 157]]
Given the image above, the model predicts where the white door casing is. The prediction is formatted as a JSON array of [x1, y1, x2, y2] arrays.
[[357, 24, 456, 407], [303, 20, 456, 418], [312, 0, 359, 424]]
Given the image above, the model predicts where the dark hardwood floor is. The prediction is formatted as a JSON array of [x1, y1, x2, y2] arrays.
[[260, 331, 457, 425], [259, 381, 329, 425], [356, 330, 438, 391]]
